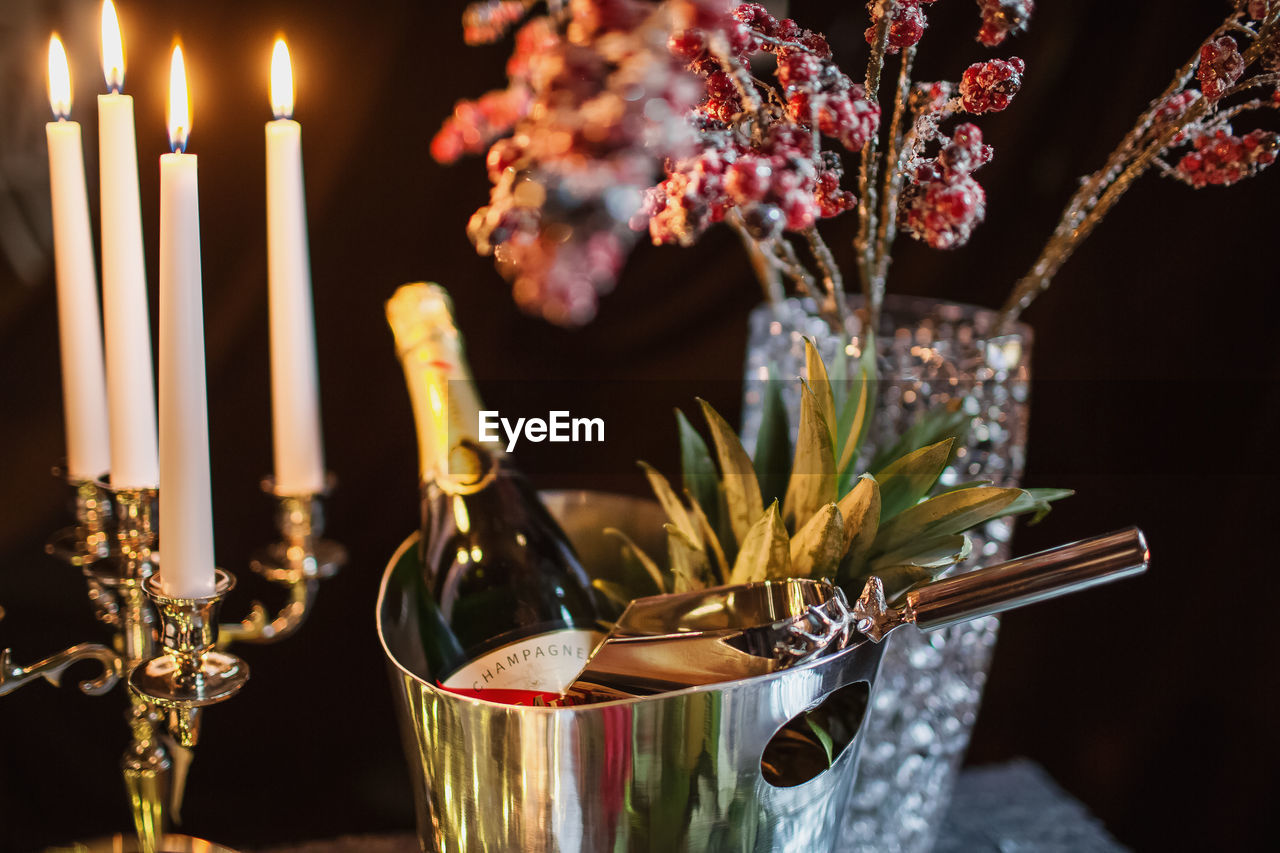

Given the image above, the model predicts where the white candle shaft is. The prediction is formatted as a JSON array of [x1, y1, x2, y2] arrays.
[[158, 151, 215, 598], [46, 121, 111, 480], [266, 119, 325, 495], [99, 92, 159, 488]]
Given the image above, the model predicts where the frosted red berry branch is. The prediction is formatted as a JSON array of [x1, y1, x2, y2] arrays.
[[997, 3, 1280, 328], [435, 0, 1034, 328]]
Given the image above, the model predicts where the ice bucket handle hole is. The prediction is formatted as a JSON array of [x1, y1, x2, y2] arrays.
[[760, 678, 870, 788]]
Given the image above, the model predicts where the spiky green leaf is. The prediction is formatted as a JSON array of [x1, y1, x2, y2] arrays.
[[782, 383, 838, 530], [789, 503, 846, 579], [667, 523, 711, 593], [869, 400, 972, 473], [677, 409, 723, 535], [729, 501, 790, 584], [870, 533, 972, 572], [836, 369, 871, 478], [875, 438, 954, 520], [874, 486, 1022, 556], [1003, 487, 1075, 525], [699, 398, 765, 547], [604, 527, 667, 595], [871, 564, 936, 601], [805, 714, 835, 767], [592, 578, 636, 611], [752, 370, 791, 508], [837, 475, 880, 572], [640, 461, 700, 548], [686, 489, 729, 585], [804, 338, 837, 445]]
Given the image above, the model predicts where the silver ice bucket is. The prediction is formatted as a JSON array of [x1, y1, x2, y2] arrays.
[[377, 491, 888, 853]]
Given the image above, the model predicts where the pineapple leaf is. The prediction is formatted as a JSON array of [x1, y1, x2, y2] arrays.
[[1003, 487, 1075, 524], [835, 366, 872, 480], [639, 461, 702, 548], [604, 527, 667, 595], [677, 409, 722, 536], [875, 438, 955, 520], [871, 564, 937, 602], [873, 486, 1023, 557], [804, 338, 837, 445], [782, 382, 838, 530], [699, 398, 765, 546], [805, 714, 836, 767], [870, 532, 972, 572], [790, 503, 846, 580], [837, 474, 881, 574], [686, 489, 729, 585], [827, 341, 850, 415], [729, 500, 791, 584], [667, 523, 712, 593], [752, 369, 792, 508], [932, 479, 992, 496], [869, 400, 971, 474], [592, 578, 637, 611]]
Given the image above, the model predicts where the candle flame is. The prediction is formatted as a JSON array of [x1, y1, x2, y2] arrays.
[[101, 0, 125, 91], [270, 38, 294, 119], [48, 35, 72, 119], [167, 44, 190, 152]]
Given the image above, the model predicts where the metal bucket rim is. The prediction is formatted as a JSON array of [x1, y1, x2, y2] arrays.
[[375, 504, 866, 715]]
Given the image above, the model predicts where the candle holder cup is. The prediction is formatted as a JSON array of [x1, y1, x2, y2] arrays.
[[218, 475, 345, 646], [45, 467, 114, 566], [130, 569, 248, 748]]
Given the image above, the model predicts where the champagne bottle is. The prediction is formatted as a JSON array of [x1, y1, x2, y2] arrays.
[[387, 282, 602, 703]]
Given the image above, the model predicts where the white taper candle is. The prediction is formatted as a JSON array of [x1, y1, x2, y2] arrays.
[[98, 0, 159, 488], [266, 38, 325, 495], [158, 45, 215, 598], [46, 36, 111, 481]]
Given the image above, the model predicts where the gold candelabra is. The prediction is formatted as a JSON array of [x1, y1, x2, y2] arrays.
[[0, 467, 345, 853]]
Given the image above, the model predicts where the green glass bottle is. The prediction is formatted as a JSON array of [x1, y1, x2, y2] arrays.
[[387, 282, 601, 702]]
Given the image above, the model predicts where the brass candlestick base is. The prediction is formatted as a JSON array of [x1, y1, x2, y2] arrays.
[[7, 464, 342, 850], [130, 570, 249, 748], [45, 833, 242, 853]]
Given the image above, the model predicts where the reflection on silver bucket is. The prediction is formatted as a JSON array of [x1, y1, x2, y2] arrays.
[[378, 491, 887, 853]]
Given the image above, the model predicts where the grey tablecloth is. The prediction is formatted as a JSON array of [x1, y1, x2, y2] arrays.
[[257, 759, 1126, 853]]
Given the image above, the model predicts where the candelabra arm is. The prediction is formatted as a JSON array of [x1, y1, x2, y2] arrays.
[[217, 482, 345, 648], [218, 578, 317, 646], [0, 642, 122, 697]]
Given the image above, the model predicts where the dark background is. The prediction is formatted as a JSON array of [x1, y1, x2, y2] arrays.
[[1, 0, 1276, 850]]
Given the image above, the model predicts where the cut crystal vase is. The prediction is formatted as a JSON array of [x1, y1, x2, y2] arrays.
[[741, 294, 1032, 853]]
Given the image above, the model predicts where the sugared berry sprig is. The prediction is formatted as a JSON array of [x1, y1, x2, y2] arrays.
[[998, 3, 1280, 327], [438, 0, 1034, 328]]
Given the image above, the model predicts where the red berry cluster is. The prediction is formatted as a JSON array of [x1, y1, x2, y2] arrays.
[[431, 87, 532, 165], [1246, 0, 1278, 20], [1174, 127, 1279, 187], [462, 0, 529, 45], [865, 1, 940, 54], [958, 57, 1025, 113], [1156, 90, 1202, 124], [1197, 36, 1245, 102], [638, 124, 853, 245], [899, 123, 991, 249], [447, 1, 704, 324], [975, 0, 1035, 48]]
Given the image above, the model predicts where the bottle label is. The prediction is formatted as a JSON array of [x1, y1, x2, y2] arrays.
[[441, 628, 603, 695]]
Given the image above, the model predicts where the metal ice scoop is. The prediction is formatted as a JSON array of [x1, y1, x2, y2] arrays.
[[566, 527, 1148, 702]]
